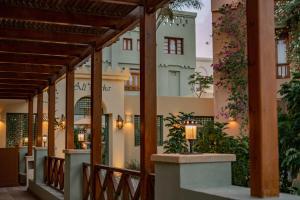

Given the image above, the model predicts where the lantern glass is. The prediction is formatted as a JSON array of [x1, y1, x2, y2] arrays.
[[23, 137, 28, 145], [185, 125, 197, 140], [116, 115, 124, 129], [78, 133, 85, 142], [42, 135, 47, 142]]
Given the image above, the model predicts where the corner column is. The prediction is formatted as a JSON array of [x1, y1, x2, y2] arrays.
[[48, 83, 56, 156], [91, 47, 102, 199], [66, 68, 75, 149], [36, 92, 43, 147], [140, 6, 157, 200], [246, 0, 279, 197], [28, 97, 33, 156]]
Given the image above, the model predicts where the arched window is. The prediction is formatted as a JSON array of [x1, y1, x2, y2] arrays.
[[74, 96, 91, 116]]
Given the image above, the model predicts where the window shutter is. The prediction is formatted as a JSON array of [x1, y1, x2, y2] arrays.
[[134, 115, 141, 146]]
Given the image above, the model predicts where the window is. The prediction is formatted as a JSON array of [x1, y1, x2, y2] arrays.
[[125, 70, 140, 91], [123, 38, 132, 50], [164, 37, 183, 55], [276, 36, 290, 79], [193, 116, 214, 126], [137, 39, 140, 51], [6, 113, 37, 147], [134, 115, 163, 146], [74, 96, 91, 115]]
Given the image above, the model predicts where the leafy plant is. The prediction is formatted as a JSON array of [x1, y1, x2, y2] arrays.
[[278, 72, 300, 194], [194, 121, 249, 186], [126, 159, 140, 171], [188, 72, 213, 97], [163, 113, 249, 186], [163, 112, 194, 153]]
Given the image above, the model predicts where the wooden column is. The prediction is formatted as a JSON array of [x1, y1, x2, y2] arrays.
[[65, 69, 74, 149], [140, 7, 157, 200], [247, 0, 279, 197], [91, 47, 102, 199], [27, 97, 33, 156], [36, 92, 43, 147], [48, 83, 56, 156]]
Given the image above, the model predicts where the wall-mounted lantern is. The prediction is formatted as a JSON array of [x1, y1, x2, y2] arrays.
[[42, 135, 47, 147], [184, 118, 197, 153], [116, 115, 124, 129]]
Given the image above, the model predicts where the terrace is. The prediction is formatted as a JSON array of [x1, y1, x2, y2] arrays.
[[0, 0, 299, 200]]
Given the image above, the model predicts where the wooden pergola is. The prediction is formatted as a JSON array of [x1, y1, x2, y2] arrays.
[[0, 0, 279, 199]]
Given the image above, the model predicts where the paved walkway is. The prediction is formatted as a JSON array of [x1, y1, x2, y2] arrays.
[[0, 187, 39, 200]]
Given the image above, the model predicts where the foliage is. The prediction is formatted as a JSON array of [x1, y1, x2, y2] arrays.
[[163, 112, 249, 186], [126, 159, 140, 171], [278, 72, 300, 194], [163, 112, 194, 153], [194, 121, 249, 186], [276, 0, 300, 69], [213, 1, 248, 130], [74, 128, 82, 149], [188, 72, 213, 97], [157, 0, 203, 28]]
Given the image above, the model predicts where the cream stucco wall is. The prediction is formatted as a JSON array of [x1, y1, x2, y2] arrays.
[[123, 96, 214, 165]]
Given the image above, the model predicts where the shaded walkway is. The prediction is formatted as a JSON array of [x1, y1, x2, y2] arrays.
[[0, 187, 39, 200]]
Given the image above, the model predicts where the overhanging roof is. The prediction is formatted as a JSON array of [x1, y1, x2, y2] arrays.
[[0, 0, 169, 99]]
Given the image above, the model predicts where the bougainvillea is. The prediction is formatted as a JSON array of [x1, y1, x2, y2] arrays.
[[213, 1, 248, 130]]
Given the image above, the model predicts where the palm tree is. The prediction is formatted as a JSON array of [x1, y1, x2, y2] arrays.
[[157, 0, 203, 28]]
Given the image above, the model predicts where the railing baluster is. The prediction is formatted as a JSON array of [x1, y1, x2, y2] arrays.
[[44, 156, 65, 192], [83, 163, 153, 200]]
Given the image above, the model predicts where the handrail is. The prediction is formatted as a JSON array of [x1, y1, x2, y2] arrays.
[[82, 163, 155, 200], [44, 156, 65, 192]]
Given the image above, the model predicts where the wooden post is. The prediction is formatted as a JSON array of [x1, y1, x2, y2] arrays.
[[48, 83, 56, 156], [27, 97, 33, 156], [65, 69, 75, 149], [247, 0, 279, 197], [36, 92, 43, 147], [140, 7, 157, 200], [91, 47, 102, 199]]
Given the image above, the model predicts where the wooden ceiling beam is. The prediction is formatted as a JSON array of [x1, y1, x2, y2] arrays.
[[0, 28, 103, 45], [90, 0, 141, 6], [0, 79, 48, 85], [146, 0, 170, 13], [0, 72, 52, 80], [0, 6, 133, 30], [0, 88, 37, 93], [0, 63, 63, 74], [97, 6, 140, 48], [0, 92, 33, 96], [0, 52, 72, 66], [0, 84, 39, 90], [0, 96, 29, 100], [0, 40, 87, 57]]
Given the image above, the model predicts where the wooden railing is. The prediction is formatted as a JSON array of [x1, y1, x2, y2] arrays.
[[277, 63, 290, 79], [44, 156, 65, 192], [83, 163, 155, 200]]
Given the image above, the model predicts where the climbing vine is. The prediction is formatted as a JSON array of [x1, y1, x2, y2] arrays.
[[213, 1, 248, 130], [275, 0, 300, 70]]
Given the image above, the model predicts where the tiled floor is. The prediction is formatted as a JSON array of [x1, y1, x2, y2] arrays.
[[0, 187, 39, 200]]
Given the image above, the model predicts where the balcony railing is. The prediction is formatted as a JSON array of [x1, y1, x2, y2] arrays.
[[83, 163, 155, 200], [44, 156, 65, 192], [277, 64, 290, 79]]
